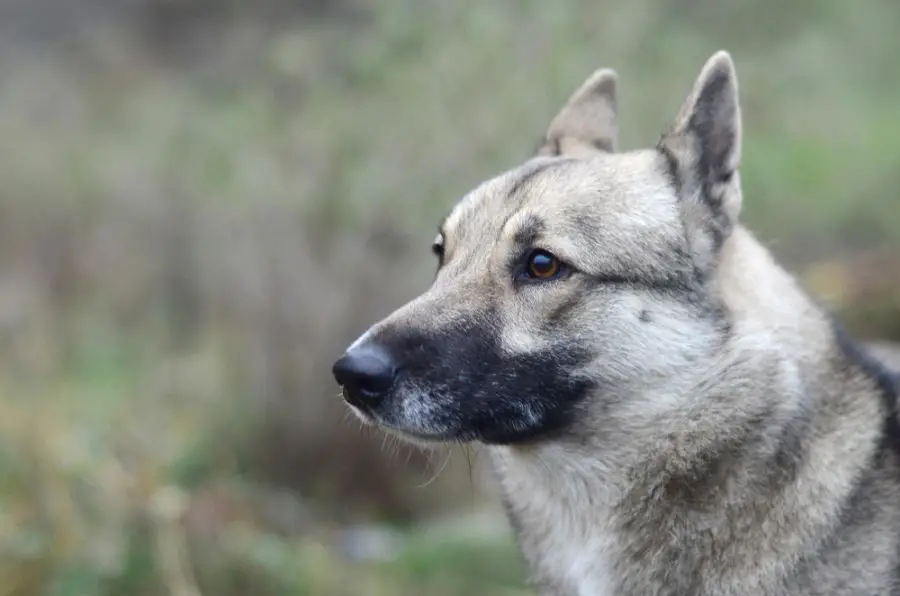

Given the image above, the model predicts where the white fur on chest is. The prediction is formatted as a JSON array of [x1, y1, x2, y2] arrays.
[[491, 446, 620, 596], [553, 535, 616, 596]]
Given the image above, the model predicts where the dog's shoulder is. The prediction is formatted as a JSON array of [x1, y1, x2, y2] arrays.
[[832, 321, 900, 456]]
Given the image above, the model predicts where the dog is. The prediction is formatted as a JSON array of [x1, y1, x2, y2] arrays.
[[332, 51, 900, 595]]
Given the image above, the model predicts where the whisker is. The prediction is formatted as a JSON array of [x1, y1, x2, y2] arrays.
[[417, 447, 452, 489]]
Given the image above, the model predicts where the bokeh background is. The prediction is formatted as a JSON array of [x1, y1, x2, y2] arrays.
[[2, 1, 899, 594]]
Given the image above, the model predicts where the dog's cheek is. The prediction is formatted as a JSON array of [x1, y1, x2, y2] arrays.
[[462, 344, 597, 444], [378, 307, 595, 443], [382, 308, 505, 419]]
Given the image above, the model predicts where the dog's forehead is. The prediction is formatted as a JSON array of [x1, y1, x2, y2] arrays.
[[443, 151, 677, 246], [441, 157, 562, 238]]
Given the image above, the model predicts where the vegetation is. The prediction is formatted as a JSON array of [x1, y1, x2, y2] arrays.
[[0, 0, 898, 593]]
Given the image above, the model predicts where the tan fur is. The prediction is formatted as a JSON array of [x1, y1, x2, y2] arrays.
[[335, 51, 900, 595], [536, 67, 618, 157]]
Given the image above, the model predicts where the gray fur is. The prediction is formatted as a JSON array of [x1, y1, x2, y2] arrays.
[[536, 67, 618, 158], [333, 50, 900, 595]]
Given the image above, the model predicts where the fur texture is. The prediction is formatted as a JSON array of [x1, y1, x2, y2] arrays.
[[333, 51, 900, 595]]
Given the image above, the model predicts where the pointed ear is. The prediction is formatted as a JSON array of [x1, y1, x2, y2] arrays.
[[536, 68, 618, 157], [658, 51, 742, 255]]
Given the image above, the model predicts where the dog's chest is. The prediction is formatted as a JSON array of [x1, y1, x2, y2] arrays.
[[492, 450, 621, 595], [543, 533, 618, 596]]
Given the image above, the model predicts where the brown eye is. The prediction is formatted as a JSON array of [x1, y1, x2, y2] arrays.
[[525, 250, 563, 280]]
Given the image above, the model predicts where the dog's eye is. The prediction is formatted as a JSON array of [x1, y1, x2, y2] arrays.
[[524, 250, 564, 280]]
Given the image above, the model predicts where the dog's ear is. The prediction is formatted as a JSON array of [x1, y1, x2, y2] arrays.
[[659, 50, 742, 260], [536, 68, 618, 157]]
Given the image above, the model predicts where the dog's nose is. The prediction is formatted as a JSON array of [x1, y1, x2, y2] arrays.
[[332, 343, 397, 409]]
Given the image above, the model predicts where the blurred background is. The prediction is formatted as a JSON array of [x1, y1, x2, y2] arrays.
[[1, 0, 899, 594]]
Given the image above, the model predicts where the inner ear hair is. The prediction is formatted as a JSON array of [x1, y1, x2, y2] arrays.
[[658, 51, 744, 263], [659, 51, 742, 191]]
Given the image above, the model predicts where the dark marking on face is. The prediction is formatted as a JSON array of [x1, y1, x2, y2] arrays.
[[639, 310, 652, 323], [512, 216, 546, 249], [505, 161, 560, 202], [589, 269, 699, 297], [544, 288, 586, 328], [369, 306, 595, 445], [656, 143, 683, 195]]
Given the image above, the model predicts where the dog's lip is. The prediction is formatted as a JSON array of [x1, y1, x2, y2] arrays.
[[380, 424, 465, 446], [339, 383, 388, 415], [343, 392, 376, 419], [342, 399, 465, 444], [340, 384, 365, 404], [385, 424, 458, 440]]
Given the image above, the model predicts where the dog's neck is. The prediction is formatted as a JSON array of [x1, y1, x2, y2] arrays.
[[488, 226, 884, 594], [713, 225, 833, 354]]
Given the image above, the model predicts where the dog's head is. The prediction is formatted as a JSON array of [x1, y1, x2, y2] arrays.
[[333, 51, 743, 446]]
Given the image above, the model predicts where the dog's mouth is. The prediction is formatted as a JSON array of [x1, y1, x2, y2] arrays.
[[339, 384, 468, 444]]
